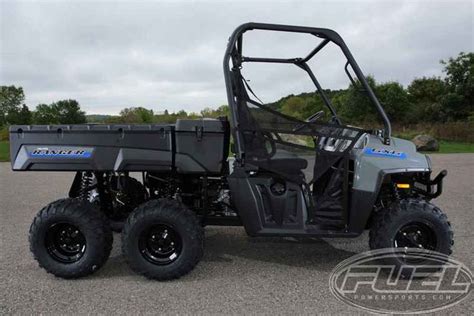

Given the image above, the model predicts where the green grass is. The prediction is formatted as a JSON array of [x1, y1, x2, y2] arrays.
[[0, 141, 9, 162], [0, 139, 472, 163], [436, 140, 474, 153]]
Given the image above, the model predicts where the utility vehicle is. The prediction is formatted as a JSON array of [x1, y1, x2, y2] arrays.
[[10, 23, 453, 280]]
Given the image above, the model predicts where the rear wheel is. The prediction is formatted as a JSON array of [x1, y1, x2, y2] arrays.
[[29, 198, 113, 279], [122, 199, 204, 280]]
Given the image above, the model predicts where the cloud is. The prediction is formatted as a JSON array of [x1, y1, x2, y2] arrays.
[[0, 0, 472, 115]]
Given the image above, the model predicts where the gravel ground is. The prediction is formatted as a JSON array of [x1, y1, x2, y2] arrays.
[[1, 154, 473, 315]]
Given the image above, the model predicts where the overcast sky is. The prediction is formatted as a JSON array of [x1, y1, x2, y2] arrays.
[[1, 0, 472, 115]]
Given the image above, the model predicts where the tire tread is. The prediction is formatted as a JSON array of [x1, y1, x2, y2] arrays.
[[29, 198, 113, 279], [369, 198, 453, 254], [122, 198, 204, 281]]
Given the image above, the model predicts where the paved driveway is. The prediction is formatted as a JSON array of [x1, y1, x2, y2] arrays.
[[1, 154, 473, 314]]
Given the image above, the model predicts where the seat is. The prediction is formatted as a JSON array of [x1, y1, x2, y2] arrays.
[[250, 149, 308, 174], [270, 150, 308, 172]]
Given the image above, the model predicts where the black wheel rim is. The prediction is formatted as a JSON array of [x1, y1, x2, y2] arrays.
[[45, 223, 86, 263], [394, 222, 437, 257], [138, 224, 182, 265]]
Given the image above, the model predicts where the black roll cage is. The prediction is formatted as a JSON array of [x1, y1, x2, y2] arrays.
[[223, 23, 392, 159]]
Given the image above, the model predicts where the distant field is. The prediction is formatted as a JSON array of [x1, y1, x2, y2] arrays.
[[1, 140, 473, 163]]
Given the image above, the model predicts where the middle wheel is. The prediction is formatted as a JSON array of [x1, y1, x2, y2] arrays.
[[121, 199, 204, 280]]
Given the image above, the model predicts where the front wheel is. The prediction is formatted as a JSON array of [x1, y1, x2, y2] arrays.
[[121, 199, 204, 280], [369, 199, 453, 269]]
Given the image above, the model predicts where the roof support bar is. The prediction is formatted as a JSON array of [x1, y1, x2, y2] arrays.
[[224, 22, 392, 147], [296, 61, 341, 124], [344, 61, 356, 86], [242, 56, 299, 64], [303, 38, 330, 62]]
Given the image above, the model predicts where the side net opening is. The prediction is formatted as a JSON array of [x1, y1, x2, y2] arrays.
[[232, 70, 366, 225]]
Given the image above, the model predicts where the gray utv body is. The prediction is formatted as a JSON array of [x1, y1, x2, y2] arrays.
[[9, 22, 446, 238]]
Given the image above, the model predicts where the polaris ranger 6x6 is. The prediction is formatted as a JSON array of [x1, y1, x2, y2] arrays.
[[9, 23, 452, 280]]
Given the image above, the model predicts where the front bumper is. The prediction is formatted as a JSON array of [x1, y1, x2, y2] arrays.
[[413, 169, 447, 199]]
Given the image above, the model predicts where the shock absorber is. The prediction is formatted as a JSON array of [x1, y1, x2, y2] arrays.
[[79, 171, 94, 200], [392, 182, 401, 201]]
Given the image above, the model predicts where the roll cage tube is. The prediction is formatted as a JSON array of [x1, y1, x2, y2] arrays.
[[223, 22, 392, 160]]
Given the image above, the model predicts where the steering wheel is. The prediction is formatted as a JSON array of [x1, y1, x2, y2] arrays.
[[261, 131, 277, 158], [292, 110, 325, 132]]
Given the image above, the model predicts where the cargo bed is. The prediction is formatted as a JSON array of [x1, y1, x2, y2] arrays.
[[9, 119, 229, 174]]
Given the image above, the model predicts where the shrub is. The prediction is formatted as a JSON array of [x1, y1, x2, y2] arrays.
[[393, 122, 474, 143], [431, 122, 474, 142]]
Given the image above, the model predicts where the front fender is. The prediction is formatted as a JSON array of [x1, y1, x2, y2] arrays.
[[347, 136, 431, 233]]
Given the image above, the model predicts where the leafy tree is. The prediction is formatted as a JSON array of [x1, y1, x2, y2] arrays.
[[200, 105, 230, 118], [176, 110, 188, 117], [7, 104, 32, 125], [408, 77, 446, 104], [32, 99, 86, 124], [376, 82, 411, 123], [33, 104, 59, 124], [337, 76, 380, 125], [280, 96, 306, 120], [440, 52, 473, 121], [441, 52, 473, 101], [407, 77, 446, 122], [218, 105, 230, 117], [280, 96, 324, 120], [0, 85, 28, 126], [52, 99, 86, 124], [200, 107, 215, 118], [155, 109, 190, 123], [330, 90, 348, 118], [119, 107, 154, 123], [439, 93, 466, 122], [103, 115, 122, 124]]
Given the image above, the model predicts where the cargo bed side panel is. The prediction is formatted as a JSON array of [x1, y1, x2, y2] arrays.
[[9, 125, 173, 171]]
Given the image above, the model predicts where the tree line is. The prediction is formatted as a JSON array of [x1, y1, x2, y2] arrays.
[[1, 52, 472, 129], [275, 52, 472, 125], [0, 89, 86, 126]]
